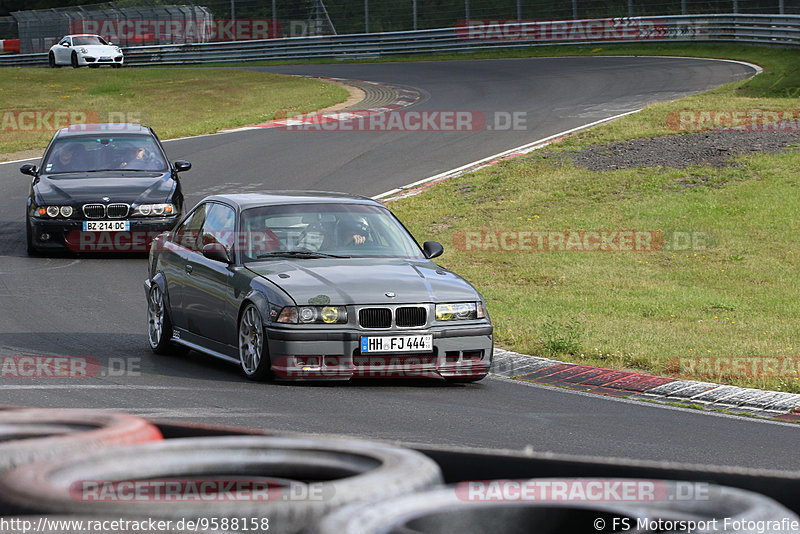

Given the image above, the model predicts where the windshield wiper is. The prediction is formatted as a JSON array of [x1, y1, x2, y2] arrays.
[[256, 250, 349, 259]]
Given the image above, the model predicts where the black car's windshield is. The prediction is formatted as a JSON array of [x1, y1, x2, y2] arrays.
[[241, 203, 425, 261], [72, 35, 109, 46], [42, 135, 168, 174]]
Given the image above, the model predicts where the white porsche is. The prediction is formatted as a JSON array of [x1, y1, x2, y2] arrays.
[[49, 34, 124, 68]]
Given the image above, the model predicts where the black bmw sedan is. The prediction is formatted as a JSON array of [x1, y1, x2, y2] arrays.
[[21, 123, 190, 254]]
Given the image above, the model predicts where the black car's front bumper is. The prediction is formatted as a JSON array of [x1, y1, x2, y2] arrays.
[[265, 324, 493, 381], [28, 216, 178, 252]]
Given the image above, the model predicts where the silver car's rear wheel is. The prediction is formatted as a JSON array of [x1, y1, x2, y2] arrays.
[[239, 304, 271, 380]]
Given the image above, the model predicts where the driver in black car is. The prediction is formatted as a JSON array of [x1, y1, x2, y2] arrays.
[[51, 143, 86, 172]]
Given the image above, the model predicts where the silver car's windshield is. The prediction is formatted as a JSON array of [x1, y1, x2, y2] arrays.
[[72, 36, 108, 46], [240, 203, 425, 261], [42, 135, 168, 174]]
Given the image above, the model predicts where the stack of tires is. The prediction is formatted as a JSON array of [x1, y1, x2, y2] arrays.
[[0, 408, 443, 533], [0, 407, 795, 534]]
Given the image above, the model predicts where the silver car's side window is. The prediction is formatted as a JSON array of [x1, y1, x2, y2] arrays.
[[200, 204, 236, 252], [173, 204, 208, 252]]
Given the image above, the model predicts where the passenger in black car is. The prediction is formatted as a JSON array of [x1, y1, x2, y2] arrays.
[[119, 146, 149, 170]]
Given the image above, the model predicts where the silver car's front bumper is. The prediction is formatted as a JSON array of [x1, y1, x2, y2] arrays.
[[265, 324, 493, 381]]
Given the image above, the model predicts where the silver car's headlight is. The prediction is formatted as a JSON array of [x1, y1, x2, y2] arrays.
[[79, 47, 87, 54], [276, 306, 347, 324], [133, 203, 175, 217], [435, 302, 484, 321]]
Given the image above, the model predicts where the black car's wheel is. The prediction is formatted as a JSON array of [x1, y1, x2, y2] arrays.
[[25, 218, 38, 256], [70, 52, 79, 68], [238, 304, 271, 380], [147, 284, 183, 355], [48, 52, 58, 68]]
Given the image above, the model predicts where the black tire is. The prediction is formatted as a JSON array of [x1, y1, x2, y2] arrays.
[[48, 52, 58, 68], [25, 218, 38, 256], [71, 52, 79, 68], [147, 283, 185, 356], [0, 435, 443, 532], [0, 408, 162, 478], [308, 479, 799, 534], [238, 303, 271, 380], [111, 63, 122, 68]]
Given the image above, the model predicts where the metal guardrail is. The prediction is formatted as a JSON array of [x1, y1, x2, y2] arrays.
[[1, 13, 798, 67]]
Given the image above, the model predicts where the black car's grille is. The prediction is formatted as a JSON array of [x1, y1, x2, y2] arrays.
[[83, 204, 105, 219], [107, 203, 129, 218], [396, 306, 427, 327], [359, 308, 392, 329], [82, 203, 130, 219]]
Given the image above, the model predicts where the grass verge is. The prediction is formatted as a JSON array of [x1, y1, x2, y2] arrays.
[[0, 67, 348, 158], [386, 43, 800, 394]]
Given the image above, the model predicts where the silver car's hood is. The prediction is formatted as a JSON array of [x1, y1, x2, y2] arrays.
[[246, 257, 482, 305]]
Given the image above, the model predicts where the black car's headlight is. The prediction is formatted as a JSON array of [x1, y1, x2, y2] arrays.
[[132, 203, 175, 217], [435, 302, 486, 321], [38, 205, 73, 218], [276, 306, 348, 324]]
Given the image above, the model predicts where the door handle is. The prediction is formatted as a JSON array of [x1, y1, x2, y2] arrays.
[[185, 264, 193, 274]]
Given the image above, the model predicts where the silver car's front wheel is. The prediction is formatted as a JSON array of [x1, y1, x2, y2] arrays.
[[239, 304, 271, 380], [147, 284, 181, 355]]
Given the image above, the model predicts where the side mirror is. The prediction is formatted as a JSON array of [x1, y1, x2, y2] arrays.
[[20, 164, 37, 177], [174, 160, 191, 173], [422, 241, 443, 259], [61, 42, 70, 47], [202, 242, 230, 264]]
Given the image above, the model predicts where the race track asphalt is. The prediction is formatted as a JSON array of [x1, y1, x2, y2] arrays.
[[2, 56, 796, 470]]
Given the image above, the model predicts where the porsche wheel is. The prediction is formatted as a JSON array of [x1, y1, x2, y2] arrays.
[[239, 304, 271, 380], [71, 52, 79, 68], [48, 52, 59, 68]]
